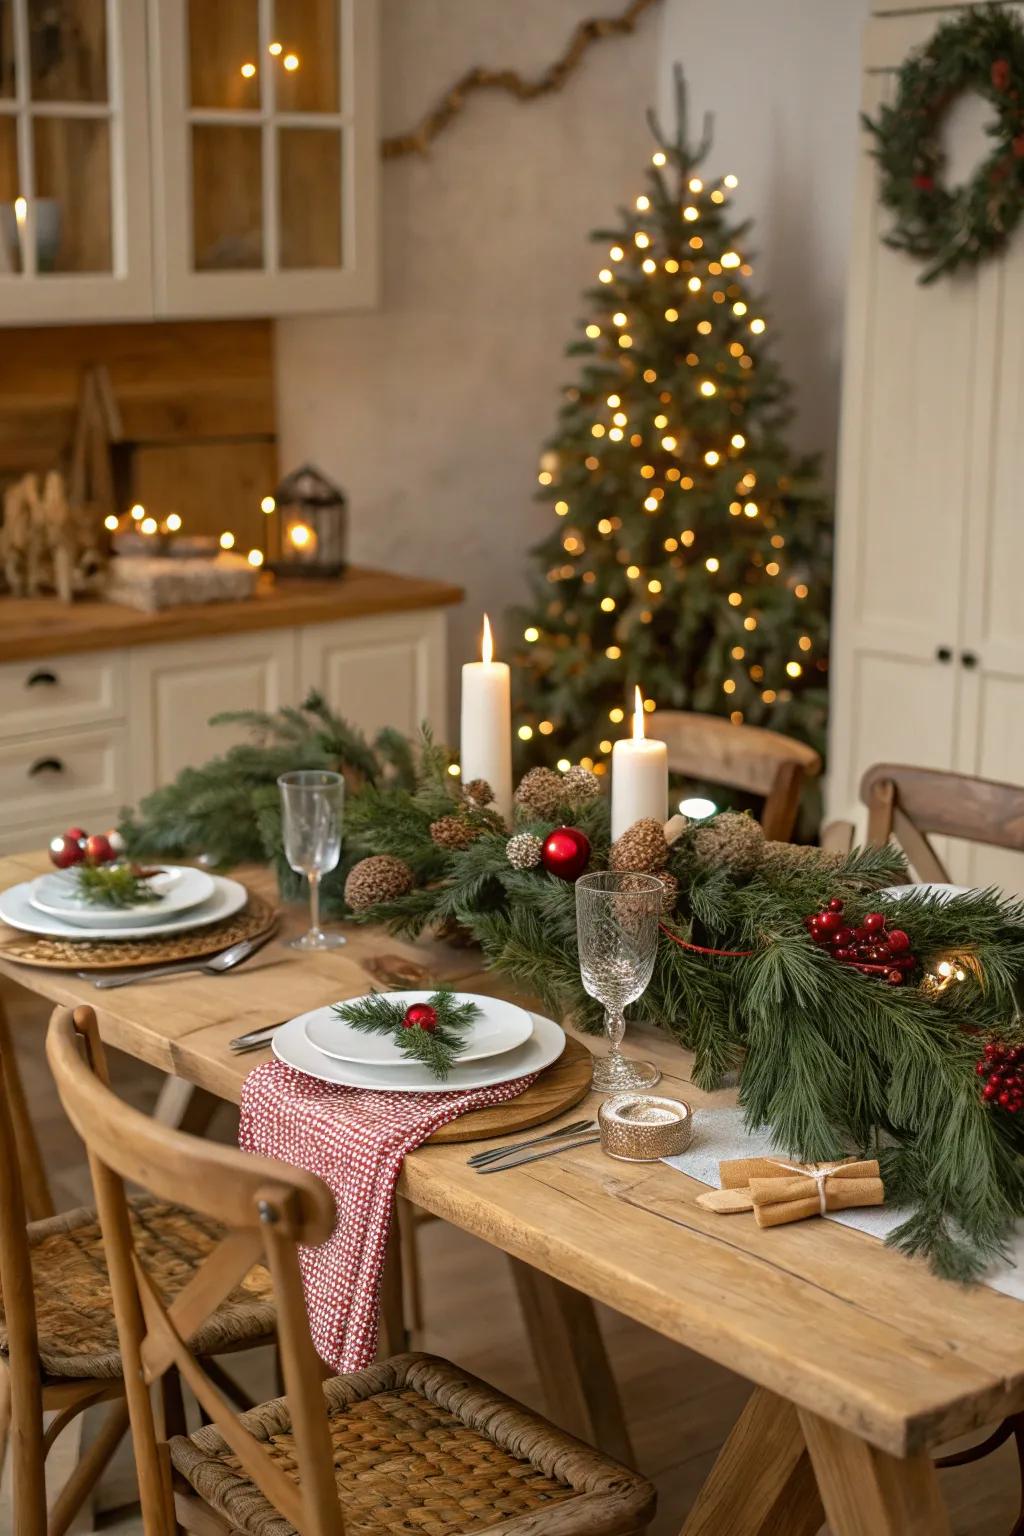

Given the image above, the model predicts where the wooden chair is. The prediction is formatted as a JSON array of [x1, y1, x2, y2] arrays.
[[0, 1012, 278, 1535], [860, 763, 1024, 880], [654, 710, 821, 842], [45, 1003, 655, 1536]]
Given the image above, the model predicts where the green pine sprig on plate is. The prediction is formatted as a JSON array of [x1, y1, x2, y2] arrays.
[[76, 864, 164, 909], [331, 988, 481, 1080]]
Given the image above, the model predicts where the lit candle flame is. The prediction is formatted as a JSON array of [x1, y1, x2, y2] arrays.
[[632, 685, 645, 741], [482, 613, 494, 665], [289, 522, 312, 549], [14, 196, 26, 228]]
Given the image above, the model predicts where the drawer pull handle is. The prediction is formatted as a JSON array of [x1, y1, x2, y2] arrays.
[[26, 669, 58, 688], [27, 757, 65, 778], [960, 650, 979, 670]]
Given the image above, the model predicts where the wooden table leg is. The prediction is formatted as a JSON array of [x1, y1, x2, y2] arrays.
[[378, 1211, 409, 1357], [799, 1409, 953, 1536], [153, 1076, 221, 1137], [508, 1257, 635, 1468], [680, 1388, 822, 1536], [0, 1000, 54, 1222]]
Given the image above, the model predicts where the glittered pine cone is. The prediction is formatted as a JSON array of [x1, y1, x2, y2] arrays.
[[760, 840, 843, 877], [609, 817, 670, 873], [429, 814, 480, 851], [506, 831, 543, 870], [462, 777, 493, 807], [514, 766, 564, 819], [562, 764, 601, 806], [344, 854, 415, 912], [655, 869, 679, 914], [692, 812, 766, 876]]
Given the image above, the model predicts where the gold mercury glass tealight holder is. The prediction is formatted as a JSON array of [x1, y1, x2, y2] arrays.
[[598, 1094, 694, 1161]]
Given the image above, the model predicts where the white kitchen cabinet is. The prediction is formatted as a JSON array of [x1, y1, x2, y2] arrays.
[[127, 628, 298, 796], [829, 2, 1024, 892], [299, 610, 447, 742], [0, 0, 378, 324]]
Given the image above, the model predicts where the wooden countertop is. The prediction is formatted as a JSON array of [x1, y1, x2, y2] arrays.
[[0, 566, 464, 663]]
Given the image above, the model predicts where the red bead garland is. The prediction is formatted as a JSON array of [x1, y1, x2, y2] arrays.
[[803, 898, 918, 983], [977, 1040, 1024, 1116]]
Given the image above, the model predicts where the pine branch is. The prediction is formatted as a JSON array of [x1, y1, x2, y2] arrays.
[[331, 988, 479, 1078]]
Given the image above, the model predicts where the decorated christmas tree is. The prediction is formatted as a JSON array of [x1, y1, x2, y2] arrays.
[[512, 73, 832, 780]]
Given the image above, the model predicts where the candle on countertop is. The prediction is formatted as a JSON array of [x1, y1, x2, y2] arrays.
[[460, 613, 513, 823], [611, 686, 668, 841]]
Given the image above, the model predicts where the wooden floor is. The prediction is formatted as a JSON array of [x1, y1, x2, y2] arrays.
[[4, 977, 1022, 1536]]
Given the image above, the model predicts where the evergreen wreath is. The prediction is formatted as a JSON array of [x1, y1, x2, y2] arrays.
[[124, 707, 1024, 1282], [864, 4, 1024, 283]]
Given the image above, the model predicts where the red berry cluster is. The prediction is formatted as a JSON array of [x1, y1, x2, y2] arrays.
[[977, 1041, 1024, 1116], [803, 898, 916, 986], [48, 826, 121, 870]]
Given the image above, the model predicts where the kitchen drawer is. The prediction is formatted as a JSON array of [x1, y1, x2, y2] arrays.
[[0, 727, 128, 829], [0, 806, 121, 857], [0, 653, 125, 739]]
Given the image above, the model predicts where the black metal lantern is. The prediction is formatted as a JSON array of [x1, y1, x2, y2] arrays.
[[266, 464, 348, 578]]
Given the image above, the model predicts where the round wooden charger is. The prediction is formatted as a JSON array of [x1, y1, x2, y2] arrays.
[[427, 1035, 592, 1144], [0, 893, 278, 971]]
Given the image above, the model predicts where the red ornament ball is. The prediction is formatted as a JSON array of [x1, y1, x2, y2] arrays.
[[49, 834, 85, 870], [65, 826, 87, 843], [863, 912, 886, 933], [403, 1002, 437, 1032], [541, 825, 591, 881], [83, 833, 115, 867], [886, 928, 911, 953], [827, 898, 845, 913]]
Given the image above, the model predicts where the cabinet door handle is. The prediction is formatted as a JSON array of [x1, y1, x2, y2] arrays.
[[27, 756, 65, 777], [960, 651, 979, 669], [935, 646, 952, 663], [26, 668, 58, 688]]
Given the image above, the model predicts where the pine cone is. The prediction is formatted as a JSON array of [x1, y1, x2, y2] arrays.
[[462, 777, 493, 807], [344, 854, 414, 912], [514, 766, 564, 819], [562, 764, 601, 805], [609, 817, 670, 872], [760, 840, 843, 877], [656, 869, 679, 914], [429, 814, 479, 850], [506, 831, 543, 870], [692, 812, 765, 876]]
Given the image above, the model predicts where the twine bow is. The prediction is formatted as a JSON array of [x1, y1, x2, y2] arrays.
[[696, 1156, 885, 1228]]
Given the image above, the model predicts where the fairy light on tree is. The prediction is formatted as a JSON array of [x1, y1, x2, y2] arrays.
[[512, 69, 830, 770]]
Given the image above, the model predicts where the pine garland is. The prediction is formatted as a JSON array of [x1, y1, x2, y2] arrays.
[[331, 989, 480, 1079]]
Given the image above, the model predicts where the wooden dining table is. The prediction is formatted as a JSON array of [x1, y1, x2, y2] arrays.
[[3, 845, 1024, 1536]]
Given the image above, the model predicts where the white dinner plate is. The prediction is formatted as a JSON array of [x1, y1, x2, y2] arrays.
[[303, 990, 534, 1066], [0, 874, 248, 942], [274, 1008, 566, 1093], [30, 865, 215, 930]]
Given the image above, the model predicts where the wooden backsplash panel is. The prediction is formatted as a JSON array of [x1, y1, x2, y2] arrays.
[[0, 319, 277, 543]]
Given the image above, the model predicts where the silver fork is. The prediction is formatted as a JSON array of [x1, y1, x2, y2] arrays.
[[474, 1135, 601, 1174], [82, 933, 273, 989], [467, 1119, 596, 1167]]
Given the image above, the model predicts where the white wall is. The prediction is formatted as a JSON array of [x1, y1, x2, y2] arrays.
[[276, 0, 657, 697], [656, 0, 871, 464]]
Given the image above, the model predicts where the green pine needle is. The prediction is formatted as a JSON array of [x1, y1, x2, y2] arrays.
[[75, 864, 164, 908], [331, 988, 480, 1080]]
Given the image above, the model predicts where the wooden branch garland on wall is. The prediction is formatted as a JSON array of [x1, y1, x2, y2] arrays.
[[381, 0, 662, 161]]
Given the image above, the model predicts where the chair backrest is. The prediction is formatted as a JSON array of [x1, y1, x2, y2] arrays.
[[45, 1005, 342, 1536], [654, 710, 822, 842], [860, 764, 1024, 882]]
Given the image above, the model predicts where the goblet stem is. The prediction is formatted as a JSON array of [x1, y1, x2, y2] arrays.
[[308, 869, 322, 943], [605, 1009, 626, 1057]]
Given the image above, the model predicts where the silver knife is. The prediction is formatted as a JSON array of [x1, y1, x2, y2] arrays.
[[474, 1135, 601, 1174]]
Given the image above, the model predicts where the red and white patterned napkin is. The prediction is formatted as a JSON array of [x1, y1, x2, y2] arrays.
[[238, 1061, 537, 1371]]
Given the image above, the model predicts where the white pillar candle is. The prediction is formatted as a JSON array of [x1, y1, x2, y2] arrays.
[[460, 614, 513, 823], [611, 686, 669, 841]]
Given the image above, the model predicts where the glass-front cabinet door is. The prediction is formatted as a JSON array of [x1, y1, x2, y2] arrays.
[[150, 0, 378, 316], [0, 0, 152, 321]]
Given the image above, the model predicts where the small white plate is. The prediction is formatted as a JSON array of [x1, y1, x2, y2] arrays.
[[877, 883, 977, 904], [30, 865, 215, 930], [274, 1009, 566, 1093], [0, 874, 248, 942], [303, 991, 534, 1067]]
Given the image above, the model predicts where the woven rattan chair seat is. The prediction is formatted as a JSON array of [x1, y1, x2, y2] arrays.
[[171, 1352, 655, 1535], [0, 1194, 276, 1379]]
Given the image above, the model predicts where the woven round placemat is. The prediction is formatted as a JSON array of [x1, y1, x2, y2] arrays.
[[0, 892, 278, 971]]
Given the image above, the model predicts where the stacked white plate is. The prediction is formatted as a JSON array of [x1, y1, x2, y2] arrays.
[[0, 865, 249, 942], [273, 989, 567, 1093]]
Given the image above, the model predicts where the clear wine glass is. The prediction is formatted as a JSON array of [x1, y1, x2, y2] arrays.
[[277, 770, 346, 951], [575, 871, 662, 1092]]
